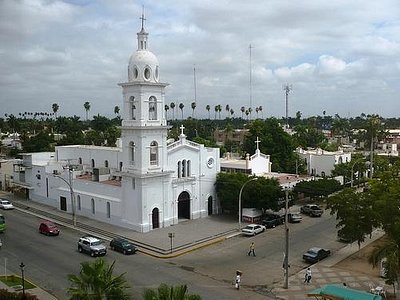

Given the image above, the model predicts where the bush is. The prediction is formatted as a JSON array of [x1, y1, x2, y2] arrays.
[[0, 289, 38, 299]]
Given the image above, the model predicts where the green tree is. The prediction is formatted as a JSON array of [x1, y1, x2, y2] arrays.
[[52, 103, 60, 118], [22, 131, 54, 152], [143, 283, 201, 300], [67, 258, 131, 300], [84, 101, 91, 121], [114, 106, 120, 117], [170, 102, 176, 120], [205, 104, 210, 119], [179, 103, 185, 119], [191, 102, 196, 118], [165, 104, 169, 120]]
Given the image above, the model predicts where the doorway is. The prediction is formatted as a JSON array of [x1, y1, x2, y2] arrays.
[[178, 191, 190, 219], [60, 196, 67, 211], [208, 196, 213, 215], [152, 207, 159, 229]]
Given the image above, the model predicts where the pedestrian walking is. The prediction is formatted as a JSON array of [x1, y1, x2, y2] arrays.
[[304, 267, 312, 284], [247, 242, 256, 256], [235, 270, 242, 290]]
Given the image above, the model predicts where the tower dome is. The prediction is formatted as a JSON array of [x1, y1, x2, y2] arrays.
[[128, 17, 159, 83]]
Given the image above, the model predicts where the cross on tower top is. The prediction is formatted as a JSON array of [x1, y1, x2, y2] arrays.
[[140, 6, 146, 30], [180, 125, 185, 135], [255, 136, 261, 150]]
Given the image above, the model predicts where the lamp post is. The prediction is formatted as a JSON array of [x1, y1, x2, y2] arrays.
[[55, 165, 76, 227], [19, 262, 25, 299], [238, 177, 258, 230], [283, 188, 290, 289], [168, 232, 175, 254], [350, 158, 366, 188]]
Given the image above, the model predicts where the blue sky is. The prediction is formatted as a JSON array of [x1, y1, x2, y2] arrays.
[[0, 0, 399, 120]]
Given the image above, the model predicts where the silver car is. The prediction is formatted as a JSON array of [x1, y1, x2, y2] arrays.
[[0, 200, 14, 210]]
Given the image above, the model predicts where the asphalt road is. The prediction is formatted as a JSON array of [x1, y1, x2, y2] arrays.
[[0, 207, 345, 299]]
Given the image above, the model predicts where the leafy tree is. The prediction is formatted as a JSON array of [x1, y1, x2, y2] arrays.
[[67, 258, 131, 300], [84, 101, 91, 121], [294, 178, 341, 200], [22, 131, 55, 152], [164, 104, 169, 120], [52, 103, 60, 118], [205, 105, 210, 119], [191, 102, 196, 118], [216, 173, 282, 213], [114, 106, 120, 117], [179, 103, 184, 120], [143, 283, 201, 300], [170, 102, 176, 120], [240, 106, 245, 119], [243, 119, 296, 173]]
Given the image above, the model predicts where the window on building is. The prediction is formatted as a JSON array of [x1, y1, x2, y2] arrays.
[[106, 202, 111, 218], [119, 161, 123, 171], [78, 157, 82, 164], [149, 96, 157, 120], [129, 142, 135, 164], [91, 159, 95, 168], [177, 161, 181, 178], [77, 195, 81, 210], [91, 198, 95, 214], [129, 96, 136, 120], [150, 141, 158, 165], [338, 157, 343, 164], [182, 160, 186, 177], [132, 178, 136, 189], [105, 160, 109, 168], [187, 160, 191, 177]]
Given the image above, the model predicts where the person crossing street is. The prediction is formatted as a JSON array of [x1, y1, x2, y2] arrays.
[[247, 242, 256, 256]]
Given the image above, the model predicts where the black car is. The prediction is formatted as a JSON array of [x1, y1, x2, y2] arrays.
[[110, 237, 138, 255], [303, 247, 331, 263], [261, 213, 284, 228]]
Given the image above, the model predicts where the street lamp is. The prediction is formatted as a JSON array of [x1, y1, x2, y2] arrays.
[[19, 262, 25, 299], [238, 177, 258, 230], [168, 232, 175, 254], [283, 188, 290, 289], [54, 165, 76, 226], [350, 158, 366, 188]]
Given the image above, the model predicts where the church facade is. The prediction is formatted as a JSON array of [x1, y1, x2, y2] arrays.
[[13, 18, 220, 232]]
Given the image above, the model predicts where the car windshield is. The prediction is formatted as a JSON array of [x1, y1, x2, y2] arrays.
[[243, 226, 253, 230], [92, 241, 102, 246], [306, 250, 318, 256], [2, 201, 10, 205], [122, 242, 132, 247]]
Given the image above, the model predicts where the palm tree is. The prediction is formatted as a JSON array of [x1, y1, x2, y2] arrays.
[[259, 105, 263, 119], [245, 109, 249, 120], [52, 103, 59, 118], [255, 107, 259, 119], [67, 258, 131, 300], [179, 103, 185, 119], [214, 105, 218, 120], [170, 102, 176, 120], [206, 105, 211, 119], [84, 101, 91, 121], [225, 104, 230, 118], [230, 108, 234, 117], [143, 283, 201, 300], [191, 102, 196, 118], [217, 104, 222, 120], [164, 104, 169, 120], [240, 106, 245, 119], [114, 106, 120, 117], [248, 107, 252, 120]]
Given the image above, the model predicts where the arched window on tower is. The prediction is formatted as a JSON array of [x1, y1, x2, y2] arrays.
[[149, 96, 157, 120], [129, 142, 135, 164], [150, 141, 158, 165], [91, 159, 95, 168], [78, 157, 82, 164], [129, 96, 136, 120], [104, 160, 109, 168]]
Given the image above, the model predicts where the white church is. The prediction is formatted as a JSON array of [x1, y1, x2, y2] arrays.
[[12, 16, 220, 232]]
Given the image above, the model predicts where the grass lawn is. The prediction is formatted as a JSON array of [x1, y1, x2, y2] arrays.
[[0, 275, 36, 289]]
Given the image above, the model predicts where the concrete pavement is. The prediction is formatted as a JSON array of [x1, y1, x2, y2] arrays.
[[1, 192, 386, 299]]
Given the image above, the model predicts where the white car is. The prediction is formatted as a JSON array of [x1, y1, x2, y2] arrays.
[[0, 200, 14, 210], [241, 224, 266, 236]]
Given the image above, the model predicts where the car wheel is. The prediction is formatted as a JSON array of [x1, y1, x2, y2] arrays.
[[110, 245, 114, 250], [78, 246, 82, 253], [90, 251, 95, 257], [123, 249, 127, 255]]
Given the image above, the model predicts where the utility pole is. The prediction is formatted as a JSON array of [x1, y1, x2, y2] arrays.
[[283, 84, 292, 129], [283, 188, 290, 289]]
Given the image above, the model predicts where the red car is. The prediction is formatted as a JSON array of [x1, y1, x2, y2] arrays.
[[39, 221, 60, 236]]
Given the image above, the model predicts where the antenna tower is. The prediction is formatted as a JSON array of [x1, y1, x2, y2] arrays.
[[283, 84, 292, 129], [249, 44, 253, 120], [193, 65, 197, 104]]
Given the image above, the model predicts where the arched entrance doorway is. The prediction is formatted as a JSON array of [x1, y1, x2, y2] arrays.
[[208, 196, 213, 215], [178, 191, 190, 219], [152, 207, 159, 229]]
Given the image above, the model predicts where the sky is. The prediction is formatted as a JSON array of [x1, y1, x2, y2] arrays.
[[0, 0, 399, 120]]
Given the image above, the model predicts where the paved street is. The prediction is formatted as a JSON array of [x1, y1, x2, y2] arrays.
[[0, 191, 386, 299]]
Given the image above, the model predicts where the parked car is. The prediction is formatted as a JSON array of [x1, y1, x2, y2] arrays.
[[303, 247, 331, 263], [0, 238, 2, 248], [287, 212, 302, 223], [78, 235, 107, 257], [300, 204, 323, 217], [241, 224, 266, 236], [39, 221, 60, 236], [110, 237, 138, 255], [261, 213, 284, 228], [0, 199, 14, 210]]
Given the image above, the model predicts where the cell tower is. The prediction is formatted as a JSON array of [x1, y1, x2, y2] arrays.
[[283, 84, 292, 129], [249, 44, 253, 120], [193, 65, 197, 104]]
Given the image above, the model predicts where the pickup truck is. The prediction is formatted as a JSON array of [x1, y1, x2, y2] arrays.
[[300, 204, 323, 217]]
